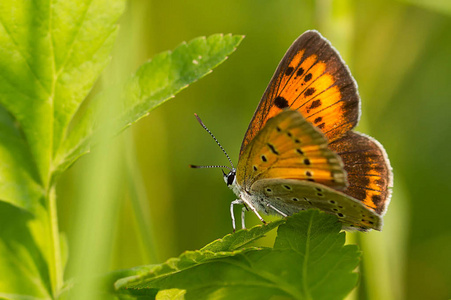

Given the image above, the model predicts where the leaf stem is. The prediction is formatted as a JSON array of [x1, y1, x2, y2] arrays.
[[48, 187, 63, 297]]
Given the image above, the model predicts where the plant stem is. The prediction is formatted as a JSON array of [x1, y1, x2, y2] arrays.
[[48, 186, 63, 297]]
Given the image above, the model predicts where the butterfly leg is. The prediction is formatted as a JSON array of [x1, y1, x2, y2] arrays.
[[230, 199, 244, 232], [266, 203, 287, 217], [241, 206, 247, 229], [245, 202, 266, 225]]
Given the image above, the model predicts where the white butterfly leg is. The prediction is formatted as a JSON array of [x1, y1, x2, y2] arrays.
[[241, 206, 247, 229], [266, 203, 288, 217], [231, 199, 267, 231], [230, 199, 243, 232], [246, 202, 266, 225]]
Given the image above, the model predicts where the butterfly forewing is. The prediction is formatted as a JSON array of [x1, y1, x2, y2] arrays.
[[249, 178, 382, 231], [237, 110, 348, 191], [329, 131, 393, 215], [240, 30, 360, 156]]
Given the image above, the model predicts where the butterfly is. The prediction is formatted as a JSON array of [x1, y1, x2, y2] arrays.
[[191, 30, 392, 231]]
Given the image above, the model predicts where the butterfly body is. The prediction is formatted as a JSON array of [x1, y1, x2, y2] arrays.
[[195, 30, 392, 232]]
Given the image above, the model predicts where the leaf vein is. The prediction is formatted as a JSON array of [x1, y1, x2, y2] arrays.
[[0, 9, 49, 94]]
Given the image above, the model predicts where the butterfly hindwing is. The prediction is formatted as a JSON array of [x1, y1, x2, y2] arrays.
[[236, 110, 348, 191], [329, 131, 393, 215], [240, 30, 360, 156], [249, 178, 382, 231]]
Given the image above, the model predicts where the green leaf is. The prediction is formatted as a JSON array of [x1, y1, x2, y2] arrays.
[[274, 210, 360, 300], [0, 202, 52, 299], [201, 219, 285, 252], [55, 34, 244, 175], [120, 34, 244, 126], [114, 211, 360, 300], [0, 0, 126, 187], [156, 289, 186, 300], [0, 106, 44, 210]]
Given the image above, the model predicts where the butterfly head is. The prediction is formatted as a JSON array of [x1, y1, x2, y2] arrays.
[[223, 168, 236, 187], [222, 168, 242, 196]]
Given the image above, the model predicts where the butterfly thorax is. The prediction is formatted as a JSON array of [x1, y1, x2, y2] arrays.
[[224, 168, 283, 216]]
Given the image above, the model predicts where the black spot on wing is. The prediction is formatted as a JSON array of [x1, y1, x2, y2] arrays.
[[296, 67, 304, 77], [267, 143, 279, 155], [304, 87, 316, 97], [309, 99, 321, 109], [274, 96, 289, 108], [285, 66, 294, 76]]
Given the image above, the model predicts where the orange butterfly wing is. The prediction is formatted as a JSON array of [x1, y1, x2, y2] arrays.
[[236, 30, 392, 225], [240, 30, 359, 156], [237, 110, 348, 191]]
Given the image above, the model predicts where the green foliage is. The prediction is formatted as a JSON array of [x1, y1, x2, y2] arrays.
[[0, 0, 125, 190], [114, 211, 360, 300], [0, 1, 243, 298], [55, 33, 244, 176]]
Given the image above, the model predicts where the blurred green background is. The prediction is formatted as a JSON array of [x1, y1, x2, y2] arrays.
[[56, 0, 451, 299]]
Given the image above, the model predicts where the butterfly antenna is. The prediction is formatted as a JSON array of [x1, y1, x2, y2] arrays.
[[189, 164, 232, 171], [191, 113, 235, 170]]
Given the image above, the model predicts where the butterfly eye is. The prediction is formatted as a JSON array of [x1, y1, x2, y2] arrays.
[[225, 171, 235, 186]]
